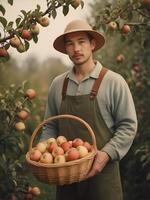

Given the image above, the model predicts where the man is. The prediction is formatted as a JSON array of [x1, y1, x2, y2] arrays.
[[40, 19, 137, 200]]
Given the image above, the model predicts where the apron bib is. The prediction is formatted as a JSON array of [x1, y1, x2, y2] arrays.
[[56, 68, 123, 200]]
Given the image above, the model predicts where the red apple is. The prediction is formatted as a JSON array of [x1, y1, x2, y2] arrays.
[[116, 54, 125, 63], [18, 110, 28, 120], [132, 63, 141, 73], [83, 141, 92, 152], [47, 142, 58, 153], [54, 155, 66, 163], [21, 29, 32, 40], [56, 135, 67, 146], [30, 186, 41, 196], [121, 24, 131, 34], [30, 149, 42, 161], [143, 0, 150, 5], [25, 89, 36, 100], [38, 17, 50, 27], [0, 48, 8, 57], [61, 141, 72, 152], [77, 145, 89, 158], [52, 146, 64, 157], [65, 147, 80, 161], [72, 138, 83, 148], [40, 152, 53, 164], [10, 36, 21, 48]]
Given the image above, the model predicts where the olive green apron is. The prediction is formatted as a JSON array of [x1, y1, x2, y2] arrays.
[[56, 68, 123, 200]]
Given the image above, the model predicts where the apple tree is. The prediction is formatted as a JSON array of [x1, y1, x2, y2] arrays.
[[0, 0, 84, 62], [88, 0, 150, 199], [0, 0, 84, 199]]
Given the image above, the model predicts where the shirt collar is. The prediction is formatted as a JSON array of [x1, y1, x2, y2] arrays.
[[67, 61, 103, 81]]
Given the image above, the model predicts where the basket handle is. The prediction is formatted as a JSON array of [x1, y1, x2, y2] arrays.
[[29, 114, 97, 152]]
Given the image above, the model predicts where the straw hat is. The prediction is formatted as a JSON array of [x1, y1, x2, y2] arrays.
[[53, 19, 105, 54]]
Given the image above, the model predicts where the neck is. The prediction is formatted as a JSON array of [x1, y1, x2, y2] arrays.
[[74, 59, 95, 81]]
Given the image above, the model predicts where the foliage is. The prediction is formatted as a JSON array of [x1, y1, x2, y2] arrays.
[[0, 0, 84, 62], [88, 0, 150, 199]]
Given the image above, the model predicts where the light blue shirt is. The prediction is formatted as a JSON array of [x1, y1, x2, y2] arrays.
[[41, 61, 137, 161]]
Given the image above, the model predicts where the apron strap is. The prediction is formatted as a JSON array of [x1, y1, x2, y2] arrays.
[[90, 67, 108, 100], [62, 67, 108, 100], [62, 76, 69, 100]]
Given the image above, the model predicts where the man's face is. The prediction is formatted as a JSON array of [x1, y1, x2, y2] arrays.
[[64, 31, 96, 65]]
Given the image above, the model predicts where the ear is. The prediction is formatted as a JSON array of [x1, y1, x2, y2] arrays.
[[90, 39, 96, 51]]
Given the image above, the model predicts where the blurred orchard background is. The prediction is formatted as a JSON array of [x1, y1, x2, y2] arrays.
[[0, 0, 150, 199]]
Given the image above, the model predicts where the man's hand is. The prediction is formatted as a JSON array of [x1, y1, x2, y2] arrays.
[[86, 150, 110, 179]]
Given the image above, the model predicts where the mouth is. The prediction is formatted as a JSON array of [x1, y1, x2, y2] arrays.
[[72, 54, 83, 59]]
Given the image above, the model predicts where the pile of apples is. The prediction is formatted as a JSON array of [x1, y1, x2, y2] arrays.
[[29, 136, 93, 164]]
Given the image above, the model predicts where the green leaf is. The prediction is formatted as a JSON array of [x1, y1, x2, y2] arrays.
[[63, 5, 69, 16], [24, 40, 30, 51], [5, 43, 10, 50], [80, 1, 84, 9], [8, 0, 13, 5], [0, 16, 7, 27], [51, 9, 57, 19], [0, 5, 6, 16], [20, 10, 27, 17], [32, 34, 38, 43], [16, 17, 22, 26], [36, 4, 41, 11]]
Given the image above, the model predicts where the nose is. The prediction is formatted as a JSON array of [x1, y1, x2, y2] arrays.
[[73, 42, 80, 52]]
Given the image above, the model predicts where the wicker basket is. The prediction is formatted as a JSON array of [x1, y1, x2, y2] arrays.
[[26, 114, 97, 185]]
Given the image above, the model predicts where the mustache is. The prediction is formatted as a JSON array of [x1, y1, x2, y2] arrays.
[[72, 53, 83, 58]]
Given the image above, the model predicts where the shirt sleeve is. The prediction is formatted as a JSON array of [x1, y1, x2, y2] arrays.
[[40, 79, 59, 141], [101, 75, 138, 161]]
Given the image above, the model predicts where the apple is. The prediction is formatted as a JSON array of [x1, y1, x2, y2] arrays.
[[25, 89, 36, 100], [38, 17, 50, 27], [17, 43, 26, 53], [30, 149, 42, 161], [18, 110, 28, 120], [30, 186, 41, 196], [52, 146, 64, 157], [77, 145, 89, 158], [132, 63, 141, 73], [21, 29, 32, 40], [40, 152, 53, 163], [25, 193, 33, 200], [10, 36, 20, 48], [36, 142, 47, 153], [108, 21, 117, 30], [47, 142, 58, 153], [30, 24, 40, 35], [121, 24, 131, 34], [47, 137, 57, 144], [71, 0, 81, 9], [72, 138, 83, 148], [116, 54, 125, 63], [15, 121, 25, 131], [83, 141, 92, 152], [61, 141, 72, 152], [65, 147, 80, 161], [56, 135, 67, 146], [0, 48, 8, 57], [54, 155, 66, 163], [143, 0, 150, 5]]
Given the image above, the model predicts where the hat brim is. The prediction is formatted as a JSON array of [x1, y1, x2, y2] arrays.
[[53, 30, 105, 54]]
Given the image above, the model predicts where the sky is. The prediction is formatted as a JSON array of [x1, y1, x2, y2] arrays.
[[2, 0, 92, 65]]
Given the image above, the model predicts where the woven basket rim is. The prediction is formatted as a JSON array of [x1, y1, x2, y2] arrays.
[[26, 149, 96, 168]]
